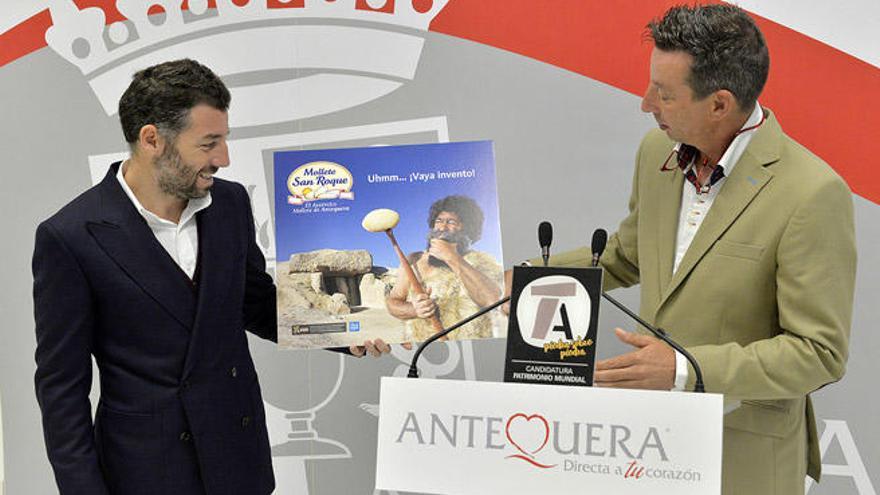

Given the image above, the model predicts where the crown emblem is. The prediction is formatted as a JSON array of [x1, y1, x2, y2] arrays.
[[45, 0, 450, 123]]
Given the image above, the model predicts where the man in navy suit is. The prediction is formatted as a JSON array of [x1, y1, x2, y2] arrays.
[[32, 59, 390, 494]]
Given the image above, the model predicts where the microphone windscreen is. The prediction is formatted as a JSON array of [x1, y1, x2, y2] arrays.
[[591, 229, 608, 258], [538, 221, 553, 248]]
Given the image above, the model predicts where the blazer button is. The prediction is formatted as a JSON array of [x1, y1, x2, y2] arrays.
[[241, 416, 251, 428], [180, 431, 192, 442], [230, 367, 238, 378]]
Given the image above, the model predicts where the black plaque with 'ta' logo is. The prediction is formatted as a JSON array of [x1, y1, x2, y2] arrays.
[[503, 266, 602, 386]]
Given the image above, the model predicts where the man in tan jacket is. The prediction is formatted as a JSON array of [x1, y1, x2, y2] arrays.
[[528, 5, 856, 494]]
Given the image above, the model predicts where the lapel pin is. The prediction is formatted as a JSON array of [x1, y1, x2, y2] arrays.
[[747, 176, 757, 185]]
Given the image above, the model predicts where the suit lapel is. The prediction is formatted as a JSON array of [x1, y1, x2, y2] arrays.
[[657, 110, 782, 309], [655, 158, 684, 294], [87, 163, 197, 330], [191, 198, 235, 329], [183, 192, 236, 376]]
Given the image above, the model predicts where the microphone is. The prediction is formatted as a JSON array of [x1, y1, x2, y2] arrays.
[[408, 295, 510, 378], [590, 228, 705, 393], [538, 221, 553, 267], [591, 229, 607, 267]]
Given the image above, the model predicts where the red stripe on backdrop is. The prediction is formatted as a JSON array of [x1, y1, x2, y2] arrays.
[[0, 1, 124, 68], [758, 20, 879, 201], [431, 0, 880, 203], [0, 11, 52, 68], [1, 1, 878, 202], [0, 0, 209, 67], [432, 0, 673, 101]]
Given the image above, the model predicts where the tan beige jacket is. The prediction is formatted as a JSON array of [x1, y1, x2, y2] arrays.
[[549, 109, 855, 489]]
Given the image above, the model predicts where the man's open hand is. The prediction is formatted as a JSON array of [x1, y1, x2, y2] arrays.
[[594, 328, 675, 390]]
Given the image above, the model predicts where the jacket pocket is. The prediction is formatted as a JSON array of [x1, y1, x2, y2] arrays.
[[742, 399, 789, 412], [725, 398, 802, 439], [713, 240, 765, 261], [96, 403, 166, 494]]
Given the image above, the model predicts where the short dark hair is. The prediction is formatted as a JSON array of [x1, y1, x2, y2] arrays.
[[428, 195, 485, 242], [647, 4, 769, 111], [118, 59, 231, 147]]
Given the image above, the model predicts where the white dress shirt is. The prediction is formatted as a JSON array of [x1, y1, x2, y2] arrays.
[[116, 161, 212, 279], [670, 103, 765, 390]]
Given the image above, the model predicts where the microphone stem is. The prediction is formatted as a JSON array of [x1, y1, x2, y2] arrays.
[[408, 296, 511, 378], [600, 291, 705, 393]]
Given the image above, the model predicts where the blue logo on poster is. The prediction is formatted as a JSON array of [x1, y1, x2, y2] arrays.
[[349, 321, 361, 332], [286, 161, 354, 205]]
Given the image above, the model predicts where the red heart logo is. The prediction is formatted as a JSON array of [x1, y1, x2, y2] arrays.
[[505, 413, 550, 456]]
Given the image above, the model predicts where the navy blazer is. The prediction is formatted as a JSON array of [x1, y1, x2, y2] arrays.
[[33, 163, 277, 495]]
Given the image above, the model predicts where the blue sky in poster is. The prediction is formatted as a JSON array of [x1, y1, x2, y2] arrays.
[[273, 141, 503, 269]]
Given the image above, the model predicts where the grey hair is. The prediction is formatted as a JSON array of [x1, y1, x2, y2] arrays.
[[647, 4, 769, 111]]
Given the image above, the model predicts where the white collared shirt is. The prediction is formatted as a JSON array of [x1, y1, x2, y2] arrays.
[[670, 103, 764, 390], [673, 103, 764, 272], [116, 161, 212, 279]]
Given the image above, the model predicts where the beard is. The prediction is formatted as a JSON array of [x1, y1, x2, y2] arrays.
[[425, 229, 473, 268], [154, 144, 217, 200]]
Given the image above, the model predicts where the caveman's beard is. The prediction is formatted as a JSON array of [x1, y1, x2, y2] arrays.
[[425, 229, 473, 268]]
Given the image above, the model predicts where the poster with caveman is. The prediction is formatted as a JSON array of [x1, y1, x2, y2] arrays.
[[273, 141, 505, 349]]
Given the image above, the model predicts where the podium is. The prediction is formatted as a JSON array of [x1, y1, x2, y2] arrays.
[[376, 377, 723, 495]]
